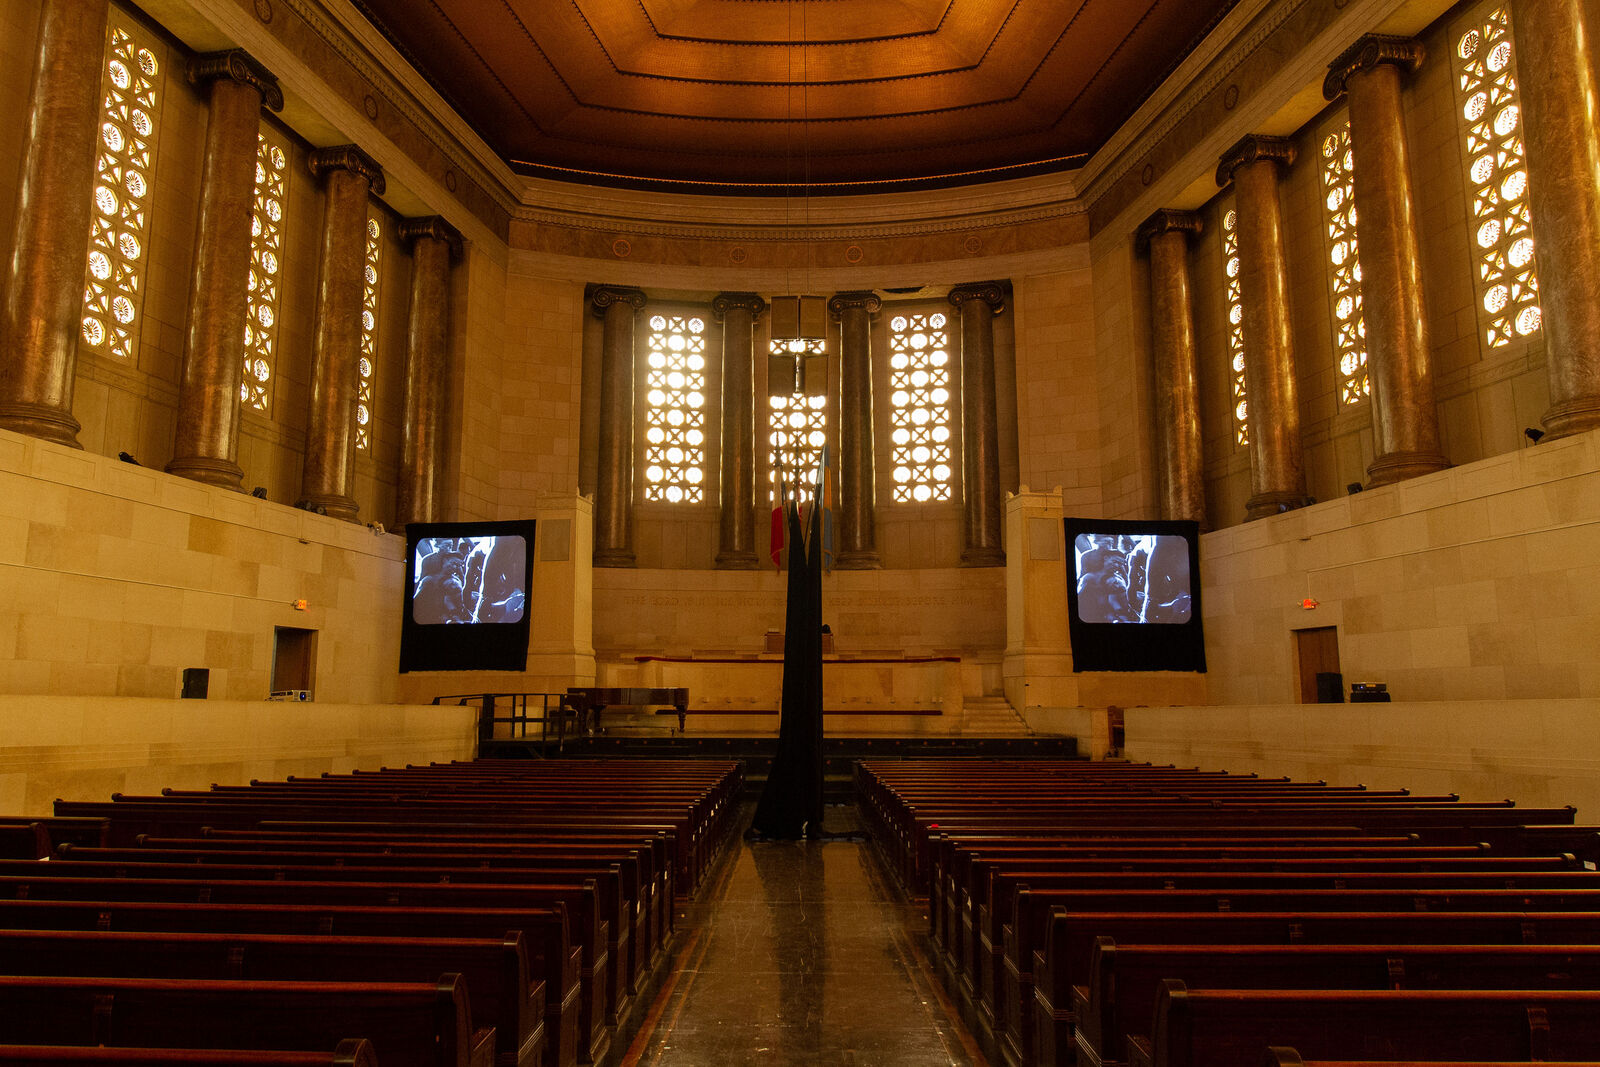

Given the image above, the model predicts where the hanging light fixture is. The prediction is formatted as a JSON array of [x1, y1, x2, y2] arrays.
[[769, 0, 827, 398]]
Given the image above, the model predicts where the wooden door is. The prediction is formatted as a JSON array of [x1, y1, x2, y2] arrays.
[[1294, 626, 1341, 703]]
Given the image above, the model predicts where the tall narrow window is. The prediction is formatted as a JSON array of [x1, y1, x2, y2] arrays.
[[1455, 6, 1540, 347], [242, 131, 288, 413], [1320, 120, 1369, 404], [80, 21, 162, 363], [355, 214, 381, 451], [768, 337, 828, 504], [641, 313, 707, 503], [886, 311, 952, 502], [1221, 206, 1249, 445]]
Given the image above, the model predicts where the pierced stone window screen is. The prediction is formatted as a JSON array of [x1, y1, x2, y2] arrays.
[[1454, 5, 1541, 348], [1222, 205, 1249, 445], [1320, 120, 1370, 405], [642, 313, 708, 503], [768, 338, 828, 505], [80, 20, 162, 364], [355, 214, 381, 451], [242, 131, 288, 413], [886, 310, 954, 503]]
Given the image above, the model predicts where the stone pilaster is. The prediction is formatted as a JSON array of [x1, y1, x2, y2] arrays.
[[297, 145, 385, 521], [713, 292, 765, 568], [395, 216, 462, 530], [1326, 35, 1450, 485], [1512, 0, 1600, 437], [950, 281, 1007, 565], [0, 0, 112, 446], [1217, 135, 1312, 520], [592, 285, 647, 566], [1137, 209, 1207, 525], [167, 50, 283, 488], [829, 291, 882, 568]]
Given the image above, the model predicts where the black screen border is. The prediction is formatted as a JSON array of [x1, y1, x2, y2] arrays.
[[1063, 517, 1206, 673], [399, 519, 537, 673]]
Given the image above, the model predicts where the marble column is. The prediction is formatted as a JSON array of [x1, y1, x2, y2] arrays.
[[592, 286, 646, 567], [712, 292, 764, 568], [1513, 0, 1600, 437], [1217, 136, 1312, 520], [395, 216, 462, 530], [297, 145, 384, 521], [950, 282, 1006, 566], [0, 0, 111, 446], [1325, 35, 1450, 485], [166, 51, 283, 488], [829, 291, 882, 567], [1137, 210, 1207, 526]]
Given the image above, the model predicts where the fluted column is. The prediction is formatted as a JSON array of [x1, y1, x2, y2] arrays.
[[297, 146, 384, 521], [166, 51, 283, 488], [712, 292, 764, 568], [0, 0, 111, 446], [395, 216, 462, 530], [829, 290, 882, 567], [950, 282, 1006, 566], [592, 286, 646, 567], [1217, 136, 1312, 520], [1326, 36, 1450, 485], [1513, 0, 1600, 437], [1137, 210, 1207, 525]]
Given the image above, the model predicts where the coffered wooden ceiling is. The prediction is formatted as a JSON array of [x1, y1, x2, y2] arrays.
[[352, 0, 1239, 193]]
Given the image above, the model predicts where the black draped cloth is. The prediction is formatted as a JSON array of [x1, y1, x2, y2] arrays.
[[750, 500, 825, 839]]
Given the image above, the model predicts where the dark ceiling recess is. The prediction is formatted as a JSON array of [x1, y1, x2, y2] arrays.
[[353, 0, 1238, 195]]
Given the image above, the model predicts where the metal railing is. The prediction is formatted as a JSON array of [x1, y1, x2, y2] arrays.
[[430, 691, 575, 752]]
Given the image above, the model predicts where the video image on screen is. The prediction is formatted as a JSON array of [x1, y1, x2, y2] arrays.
[[411, 536, 527, 625], [1073, 533, 1192, 624]]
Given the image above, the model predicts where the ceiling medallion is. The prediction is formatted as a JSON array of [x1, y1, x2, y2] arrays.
[[611, 238, 632, 258]]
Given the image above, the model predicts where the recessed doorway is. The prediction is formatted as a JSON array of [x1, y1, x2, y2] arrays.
[[272, 627, 317, 697], [1294, 626, 1342, 703]]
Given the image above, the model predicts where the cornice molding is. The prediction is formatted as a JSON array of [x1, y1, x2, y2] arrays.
[[189, 49, 284, 112], [1323, 34, 1426, 100], [308, 144, 386, 194]]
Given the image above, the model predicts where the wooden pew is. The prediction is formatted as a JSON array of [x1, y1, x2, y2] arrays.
[[1127, 981, 1600, 1067], [0, 974, 493, 1067], [1263, 1052, 1600, 1067], [1077, 941, 1600, 1067], [0, 1040, 376, 1067], [0, 929, 543, 1067]]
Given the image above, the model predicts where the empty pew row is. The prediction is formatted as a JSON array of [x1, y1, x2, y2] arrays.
[[0, 759, 742, 1067], [855, 758, 1600, 1067]]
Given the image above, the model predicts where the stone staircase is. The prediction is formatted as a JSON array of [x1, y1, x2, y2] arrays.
[[959, 695, 1031, 736]]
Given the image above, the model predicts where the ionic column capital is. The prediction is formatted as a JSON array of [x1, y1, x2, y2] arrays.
[[1216, 134, 1296, 186], [589, 285, 647, 318], [1323, 34, 1425, 100], [828, 291, 882, 320], [1136, 209, 1204, 252], [711, 292, 766, 322], [307, 144, 385, 195], [188, 50, 284, 112], [948, 281, 1006, 315], [397, 215, 463, 259]]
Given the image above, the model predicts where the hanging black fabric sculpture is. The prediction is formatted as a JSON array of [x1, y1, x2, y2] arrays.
[[750, 496, 825, 839]]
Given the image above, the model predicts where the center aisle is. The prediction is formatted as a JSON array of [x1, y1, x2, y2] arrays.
[[620, 810, 989, 1066]]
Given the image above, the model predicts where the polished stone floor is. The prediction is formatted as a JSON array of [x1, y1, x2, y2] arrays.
[[618, 808, 989, 1066]]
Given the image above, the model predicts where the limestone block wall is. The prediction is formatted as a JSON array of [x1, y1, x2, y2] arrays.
[[1198, 428, 1600, 704], [1124, 699, 1600, 819], [0, 428, 407, 703], [0, 695, 476, 816]]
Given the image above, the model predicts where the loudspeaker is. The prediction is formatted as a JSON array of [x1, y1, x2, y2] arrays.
[[181, 668, 209, 699], [1315, 671, 1343, 704]]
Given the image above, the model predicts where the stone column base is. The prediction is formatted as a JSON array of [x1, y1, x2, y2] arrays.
[[593, 548, 636, 568], [0, 401, 82, 448], [1365, 449, 1451, 487], [1542, 395, 1600, 440], [295, 490, 358, 522], [714, 549, 761, 570], [833, 550, 882, 570], [960, 545, 1006, 567], [1245, 490, 1314, 521], [165, 453, 244, 490]]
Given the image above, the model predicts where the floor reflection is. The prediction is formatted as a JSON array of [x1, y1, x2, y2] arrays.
[[623, 807, 986, 1066]]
